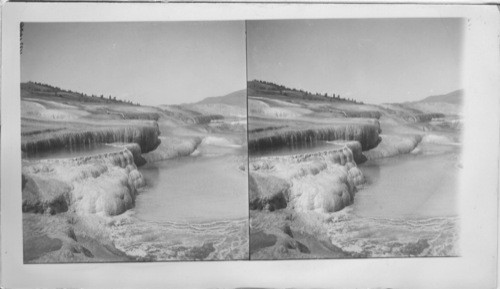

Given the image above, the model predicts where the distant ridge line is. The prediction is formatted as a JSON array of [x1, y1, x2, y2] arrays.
[[195, 89, 247, 108], [416, 89, 464, 105]]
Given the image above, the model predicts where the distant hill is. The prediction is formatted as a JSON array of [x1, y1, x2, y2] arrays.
[[401, 89, 464, 116], [21, 81, 140, 106], [196, 89, 247, 108], [248, 80, 361, 104], [417, 89, 463, 105]]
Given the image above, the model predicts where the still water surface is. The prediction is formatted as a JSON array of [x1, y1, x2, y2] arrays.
[[355, 143, 460, 218], [135, 152, 248, 223], [114, 136, 249, 260], [326, 141, 461, 257]]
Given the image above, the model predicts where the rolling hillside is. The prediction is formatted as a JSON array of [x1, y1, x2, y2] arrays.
[[417, 89, 463, 105], [403, 89, 464, 116], [197, 89, 247, 108], [248, 80, 361, 104]]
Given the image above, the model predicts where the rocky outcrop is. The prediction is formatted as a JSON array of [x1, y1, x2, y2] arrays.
[[143, 136, 202, 163], [22, 175, 71, 214], [22, 121, 161, 156], [249, 144, 365, 214], [249, 123, 381, 153], [23, 235, 64, 262], [363, 134, 423, 160], [249, 210, 349, 260], [109, 143, 147, 167], [22, 148, 145, 216], [249, 174, 290, 211]]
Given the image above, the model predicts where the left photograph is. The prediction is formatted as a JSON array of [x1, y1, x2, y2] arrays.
[[20, 22, 249, 263]]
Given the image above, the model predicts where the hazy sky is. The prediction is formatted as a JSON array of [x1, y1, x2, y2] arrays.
[[247, 19, 464, 104], [21, 22, 246, 106]]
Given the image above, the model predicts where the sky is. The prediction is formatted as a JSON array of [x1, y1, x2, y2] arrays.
[[247, 19, 464, 104], [21, 22, 246, 106]]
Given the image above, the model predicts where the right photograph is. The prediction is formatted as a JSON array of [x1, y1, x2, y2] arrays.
[[247, 19, 464, 259]]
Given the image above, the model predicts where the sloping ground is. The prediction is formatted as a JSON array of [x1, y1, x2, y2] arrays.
[[248, 95, 381, 120], [185, 89, 247, 118], [196, 89, 247, 108], [21, 84, 163, 156], [21, 81, 138, 106], [306, 101, 382, 119], [247, 82, 450, 159], [417, 89, 463, 105], [21, 100, 162, 122], [248, 81, 384, 121], [248, 80, 361, 105], [158, 105, 200, 124], [187, 103, 246, 118], [251, 96, 304, 108], [21, 82, 163, 121], [159, 104, 224, 124], [22, 99, 91, 120], [248, 82, 461, 166], [249, 98, 313, 119], [405, 102, 462, 116], [395, 89, 463, 116], [379, 104, 445, 122]]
